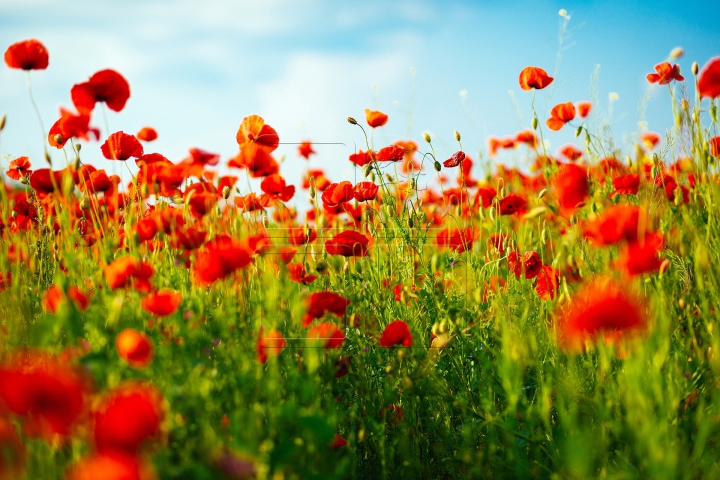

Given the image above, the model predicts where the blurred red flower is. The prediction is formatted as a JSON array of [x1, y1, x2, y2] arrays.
[[257, 329, 286, 364], [508, 251, 542, 279], [518, 66, 554, 90], [304, 292, 350, 327], [364, 109, 388, 128], [325, 230, 370, 257], [698, 57, 720, 99], [142, 290, 181, 317], [101, 132, 144, 160], [136, 127, 158, 142], [307, 322, 346, 348], [298, 141, 315, 159], [4, 39, 48, 70], [646, 62, 684, 85], [115, 329, 155, 369], [546, 102, 576, 131], [380, 320, 413, 347], [552, 163, 589, 211]]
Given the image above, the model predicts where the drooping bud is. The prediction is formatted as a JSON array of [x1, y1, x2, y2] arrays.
[[363, 163, 374, 177], [423, 132, 432, 143], [346, 116, 358, 125], [433, 161, 441, 172]]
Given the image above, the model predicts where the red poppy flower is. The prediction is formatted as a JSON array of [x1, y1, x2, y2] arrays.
[[582, 205, 646, 246], [260, 174, 296, 202], [104, 257, 155, 293], [436, 228, 474, 253], [71, 69, 131, 113], [473, 186, 496, 209], [558, 144, 583, 162], [287, 263, 317, 284], [487, 136, 515, 157], [66, 451, 155, 480], [640, 131, 661, 151], [42, 285, 90, 313], [102, 132, 144, 160], [228, 143, 279, 178], [498, 193, 527, 215], [611, 174, 640, 196], [535, 265, 560, 301], [552, 163, 589, 211], [303, 292, 350, 327], [4, 39, 48, 70], [353, 181, 379, 202], [115, 329, 154, 369], [556, 278, 646, 352], [364, 109, 388, 128], [379, 320, 412, 347], [93, 383, 164, 454], [349, 150, 373, 167], [29, 168, 65, 194], [376, 145, 406, 162], [514, 130, 537, 148], [48, 107, 99, 148], [136, 127, 157, 142], [576, 101, 592, 118], [278, 246, 297, 264], [321, 181, 354, 207], [698, 57, 720, 98], [508, 251, 542, 279], [646, 62, 684, 85], [0, 351, 88, 439], [236, 115, 279, 152], [518, 66, 554, 91], [330, 434, 348, 449], [440, 151, 464, 168], [6, 156, 32, 181], [710, 136, 720, 157], [141, 290, 181, 317], [257, 329, 286, 364], [308, 322, 346, 348], [298, 141, 315, 159], [192, 236, 253, 285], [618, 232, 664, 276], [546, 102, 576, 131], [234, 192, 268, 213], [325, 230, 370, 257], [288, 227, 317, 245]]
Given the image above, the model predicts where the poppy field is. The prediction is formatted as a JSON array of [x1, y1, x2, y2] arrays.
[[2, 34, 720, 480]]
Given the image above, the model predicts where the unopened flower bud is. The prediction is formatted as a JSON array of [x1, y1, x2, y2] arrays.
[[75, 143, 81, 151], [363, 163, 374, 177], [532, 116, 538, 130], [346, 116, 358, 125], [0, 114, 6, 131], [711, 105, 718, 123], [575, 125, 583, 137], [454, 130, 461, 141], [423, 132, 432, 143], [433, 161, 441, 172], [681, 98, 689, 111], [222, 186, 231, 199], [538, 188, 547, 200], [385, 173, 394, 183], [44, 150, 52, 164], [692, 62, 699, 76], [309, 185, 316, 199], [80, 198, 90, 210]]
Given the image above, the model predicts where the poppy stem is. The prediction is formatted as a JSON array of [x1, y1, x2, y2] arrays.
[[25, 71, 48, 160]]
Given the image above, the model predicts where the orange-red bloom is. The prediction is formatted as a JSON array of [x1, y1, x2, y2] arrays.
[[508, 251, 542, 279], [287, 263, 317, 284], [353, 181, 379, 202], [93, 383, 164, 454], [42, 285, 90, 313], [4, 39, 48, 70], [556, 278, 646, 352], [698, 57, 720, 99], [115, 329, 155, 369], [136, 127, 158, 142], [102, 132, 144, 161], [236, 115, 279, 152], [141, 290, 181, 317], [257, 329, 286, 363], [518, 66, 554, 91], [582, 205, 647, 246], [618, 232, 664, 276], [552, 163, 588, 211], [325, 230, 369, 257], [436, 228, 474, 253], [6, 156, 32, 181], [646, 62, 684, 85], [611, 174, 640, 196], [308, 322, 346, 348], [304, 292, 350, 327], [72, 69, 131, 113], [260, 174, 296, 202], [0, 351, 88, 439], [576, 101, 592, 118], [298, 140, 315, 159], [364, 109, 388, 128], [379, 320, 412, 347], [193, 236, 253, 285], [105, 257, 155, 292], [546, 102, 576, 131]]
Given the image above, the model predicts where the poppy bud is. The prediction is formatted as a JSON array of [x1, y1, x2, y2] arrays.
[[408, 216, 414, 228], [660, 258, 671, 274], [409, 177, 416, 190], [309, 185, 316, 199], [222, 186, 231, 199], [711, 105, 718, 123], [541, 228, 547, 244], [20, 176, 28, 184], [532, 116, 538, 130], [488, 205, 496, 221], [385, 173, 394, 183], [433, 161, 441, 172], [75, 143, 82, 151], [538, 188, 547, 200], [454, 130, 461, 141], [347, 116, 358, 125], [575, 125, 583, 137], [363, 163, 374, 178], [318, 214, 327, 228], [669, 47, 684, 60], [369, 171, 376, 182], [0, 114, 6, 131], [44, 150, 52, 164], [423, 132, 432, 143], [681, 98, 689, 111], [80, 198, 90, 210]]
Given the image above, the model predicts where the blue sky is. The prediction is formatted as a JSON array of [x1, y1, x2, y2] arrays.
[[1, 0, 719, 193]]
